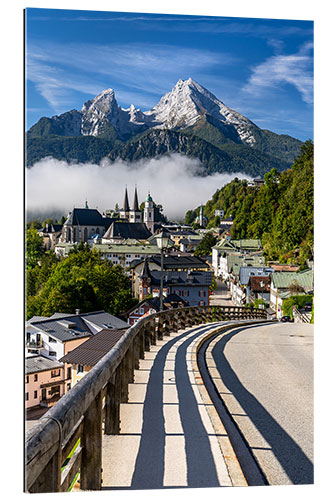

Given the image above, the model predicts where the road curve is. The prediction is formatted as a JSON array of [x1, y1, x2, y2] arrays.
[[205, 322, 314, 485]]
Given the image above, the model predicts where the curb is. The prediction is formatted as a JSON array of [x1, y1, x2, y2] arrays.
[[190, 320, 269, 486]]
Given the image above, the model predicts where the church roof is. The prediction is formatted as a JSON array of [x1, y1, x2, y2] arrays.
[[65, 208, 107, 227], [103, 221, 152, 240]]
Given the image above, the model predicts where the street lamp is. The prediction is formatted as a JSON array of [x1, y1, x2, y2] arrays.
[[155, 229, 170, 311]]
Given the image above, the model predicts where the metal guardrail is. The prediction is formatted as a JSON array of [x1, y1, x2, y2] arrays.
[[25, 305, 267, 493]]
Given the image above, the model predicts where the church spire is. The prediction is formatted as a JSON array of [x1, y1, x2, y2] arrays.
[[133, 185, 139, 211], [123, 187, 130, 212]]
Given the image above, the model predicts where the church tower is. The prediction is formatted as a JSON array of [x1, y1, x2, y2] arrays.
[[129, 186, 142, 223], [144, 191, 155, 232]]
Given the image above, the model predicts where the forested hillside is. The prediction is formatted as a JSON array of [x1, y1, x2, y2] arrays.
[[185, 140, 314, 266]]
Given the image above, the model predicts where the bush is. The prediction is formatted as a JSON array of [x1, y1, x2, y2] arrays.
[[282, 295, 313, 316]]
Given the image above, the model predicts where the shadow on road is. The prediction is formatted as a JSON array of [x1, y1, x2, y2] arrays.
[[130, 325, 221, 489], [212, 326, 313, 485]]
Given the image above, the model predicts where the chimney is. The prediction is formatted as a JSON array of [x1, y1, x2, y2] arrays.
[[75, 309, 80, 315]]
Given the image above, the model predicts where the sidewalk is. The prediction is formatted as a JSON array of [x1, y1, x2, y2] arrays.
[[101, 323, 246, 490]]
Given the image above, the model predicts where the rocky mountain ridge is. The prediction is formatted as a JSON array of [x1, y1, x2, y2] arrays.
[[27, 78, 303, 175]]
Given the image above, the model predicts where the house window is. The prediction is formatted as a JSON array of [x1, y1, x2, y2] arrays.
[[49, 351, 57, 357], [199, 300, 205, 306], [51, 369, 61, 378], [49, 336, 56, 343], [67, 367, 72, 379], [77, 364, 84, 374], [26, 393, 29, 401], [34, 374, 38, 382], [26, 375, 29, 384], [67, 383, 71, 391], [34, 390, 38, 399], [50, 386, 60, 397]]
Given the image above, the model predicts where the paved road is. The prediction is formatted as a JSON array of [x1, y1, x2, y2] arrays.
[[209, 322, 314, 485], [210, 279, 234, 307]]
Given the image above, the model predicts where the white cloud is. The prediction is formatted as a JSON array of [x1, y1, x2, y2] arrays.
[[243, 43, 313, 104], [26, 40, 234, 111], [26, 154, 250, 220]]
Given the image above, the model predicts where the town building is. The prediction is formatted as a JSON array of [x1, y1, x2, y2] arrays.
[[59, 328, 128, 387], [247, 275, 271, 304], [25, 355, 65, 410], [122, 294, 188, 326], [38, 223, 63, 251], [130, 255, 210, 297], [179, 234, 203, 253], [135, 258, 212, 306], [26, 310, 128, 364], [269, 269, 314, 315], [59, 205, 114, 244], [214, 209, 225, 219], [212, 238, 263, 278]]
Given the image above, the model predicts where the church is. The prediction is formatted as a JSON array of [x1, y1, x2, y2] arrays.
[[59, 188, 156, 244]]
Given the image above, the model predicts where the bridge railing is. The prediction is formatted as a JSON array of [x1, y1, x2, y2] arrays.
[[25, 304, 266, 493]]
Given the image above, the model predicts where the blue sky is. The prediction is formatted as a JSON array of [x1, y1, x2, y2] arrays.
[[25, 8, 313, 141]]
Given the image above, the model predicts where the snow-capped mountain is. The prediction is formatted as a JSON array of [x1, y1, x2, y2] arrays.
[[27, 78, 303, 174], [144, 78, 256, 145], [29, 78, 258, 144]]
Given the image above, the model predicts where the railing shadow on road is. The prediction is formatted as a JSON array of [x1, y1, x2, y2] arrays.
[[211, 326, 313, 485], [129, 324, 221, 489]]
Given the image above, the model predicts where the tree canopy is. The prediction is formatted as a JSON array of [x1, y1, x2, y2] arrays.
[[26, 243, 137, 320], [189, 140, 314, 267]]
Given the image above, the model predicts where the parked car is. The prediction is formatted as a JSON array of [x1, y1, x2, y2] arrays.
[[304, 302, 313, 312], [281, 315, 294, 323]]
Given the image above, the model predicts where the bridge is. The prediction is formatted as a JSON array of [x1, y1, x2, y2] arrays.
[[25, 305, 268, 493]]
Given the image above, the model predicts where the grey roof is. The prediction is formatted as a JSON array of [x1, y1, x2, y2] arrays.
[[65, 208, 107, 227], [59, 328, 128, 367], [39, 224, 63, 234], [150, 270, 212, 287], [239, 266, 274, 285], [123, 294, 187, 318], [150, 255, 209, 270], [27, 316, 50, 324], [27, 316, 93, 343], [26, 310, 128, 343], [26, 355, 63, 374], [140, 258, 152, 279], [131, 255, 209, 272], [80, 311, 128, 330], [103, 222, 152, 240]]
